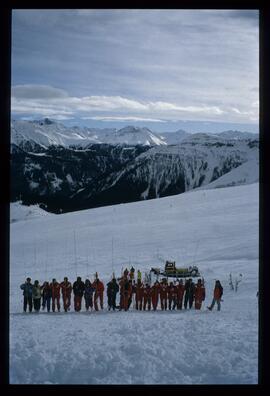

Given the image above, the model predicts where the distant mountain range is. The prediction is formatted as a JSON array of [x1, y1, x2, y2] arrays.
[[10, 119, 259, 214], [11, 118, 258, 150]]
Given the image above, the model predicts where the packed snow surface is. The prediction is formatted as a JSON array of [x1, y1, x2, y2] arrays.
[[10, 183, 259, 384], [10, 201, 54, 223]]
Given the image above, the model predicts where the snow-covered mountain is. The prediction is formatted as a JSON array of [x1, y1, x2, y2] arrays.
[[75, 133, 258, 207], [11, 119, 258, 149], [11, 131, 259, 213], [94, 125, 167, 146], [11, 119, 166, 148], [11, 118, 106, 150], [10, 144, 150, 213], [159, 129, 189, 144], [217, 130, 258, 140]]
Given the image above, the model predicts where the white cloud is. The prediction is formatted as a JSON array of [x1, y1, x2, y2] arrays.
[[231, 106, 258, 121], [11, 84, 258, 124], [82, 116, 166, 123]]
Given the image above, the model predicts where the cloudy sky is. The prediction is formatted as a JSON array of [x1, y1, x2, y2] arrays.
[[11, 9, 259, 132]]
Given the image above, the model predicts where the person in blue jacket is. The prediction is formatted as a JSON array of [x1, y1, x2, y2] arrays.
[[20, 277, 33, 312], [84, 279, 95, 311], [41, 281, 52, 312]]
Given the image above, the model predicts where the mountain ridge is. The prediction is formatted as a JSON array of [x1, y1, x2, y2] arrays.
[[11, 119, 259, 149], [11, 128, 259, 213]]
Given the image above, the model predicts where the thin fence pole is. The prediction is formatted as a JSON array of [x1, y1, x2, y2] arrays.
[[34, 235, 37, 268], [22, 242, 26, 280], [112, 237, 114, 277], [73, 230, 77, 278], [45, 237, 48, 281]]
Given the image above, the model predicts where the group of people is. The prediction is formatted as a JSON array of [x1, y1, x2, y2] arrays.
[[20, 276, 104, 313], [20, 267, 223, 313]]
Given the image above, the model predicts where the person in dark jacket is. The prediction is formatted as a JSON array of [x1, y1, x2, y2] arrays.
[[208, 280, 223, 311], [73, 277, 85, 312], [107, 277, 119, 311], [184, 279, 195, 309], [32, 280, 42, 312], [129, 266, 135, 281], [41, 281, 52, 312], [84, 279, 95, 311], [20, 277, 33, 312], [189, 280, 195, 309]]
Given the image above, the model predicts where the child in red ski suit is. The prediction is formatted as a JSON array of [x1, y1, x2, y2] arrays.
[[151, 281, 160, 311], [194, 279, 205, 310], [135, 280, 144, 310], [50, 279, 61, 312], [143, 283, 151, 310], [60, 277, 72, 312], [92, 278, 104, 311]]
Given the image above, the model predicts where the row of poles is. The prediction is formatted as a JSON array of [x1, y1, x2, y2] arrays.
[[21, 228, 202, 284]]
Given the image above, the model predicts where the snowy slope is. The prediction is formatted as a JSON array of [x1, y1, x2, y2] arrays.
[[10, 201, 54, 223], [10, 183, 259, 384]]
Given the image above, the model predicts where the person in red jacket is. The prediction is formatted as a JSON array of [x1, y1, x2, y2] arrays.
[[118, 276, 125, 311], [127, 280, 134, 309], [60, 277, 72, 312], [121, 278, 132, 311], [143, 283, 151, 310], [194, 279, 205, 310], [134, 279, 144, 310], [151, 281, 160, 311], [159, 280, 168, 310], [50, 278, 61, 312], [208, 280, 223, 311], [92, 277, 104, 311], [175, 279, 185, 309], [167, 282, 177, 310]]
